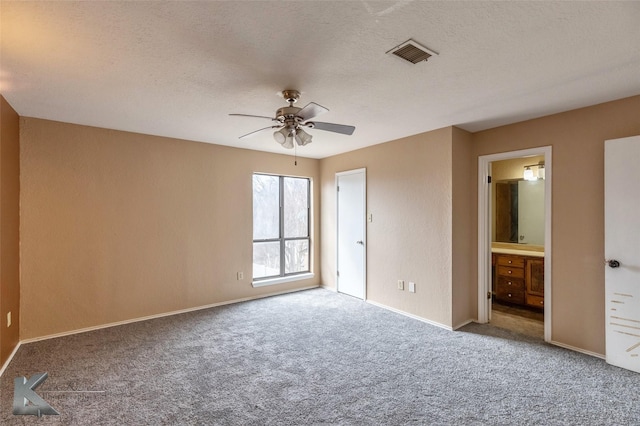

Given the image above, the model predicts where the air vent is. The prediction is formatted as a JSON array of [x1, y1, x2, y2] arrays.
[[386, 39, 438, 64]]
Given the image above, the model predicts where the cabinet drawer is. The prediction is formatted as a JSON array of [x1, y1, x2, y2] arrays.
[[497, 255, 525, 268], [497, 265, 525, 279], [496, 276, 525, 291], [495, 285, 525, 304], [496, 276, 525, 303], [526, 294, 544, 308]]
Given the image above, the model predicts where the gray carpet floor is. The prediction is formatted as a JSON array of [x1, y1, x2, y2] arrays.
[[1, 288, 639, 425]]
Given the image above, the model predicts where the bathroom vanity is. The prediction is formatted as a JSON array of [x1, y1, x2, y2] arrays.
[[492, 243, 544, 309]]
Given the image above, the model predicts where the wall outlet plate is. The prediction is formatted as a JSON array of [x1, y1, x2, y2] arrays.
[[409, 282, 416, 293], [397, 280, 404, 290]]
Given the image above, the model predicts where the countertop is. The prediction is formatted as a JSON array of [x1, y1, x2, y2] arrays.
[[491, 242, 544, 258]]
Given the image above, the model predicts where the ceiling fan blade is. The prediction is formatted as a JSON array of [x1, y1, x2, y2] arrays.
[[239, 126, 279, 139], [229, 114, 276, 121], [308, 121, 355, 136], [297, 102, 329, 121]]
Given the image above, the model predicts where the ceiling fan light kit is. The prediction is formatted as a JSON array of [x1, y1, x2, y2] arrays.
[[273, 127, 312, 149], [230, 90, 355, 150], [295, 128, 313, 146], [273, 127, 289, 145]]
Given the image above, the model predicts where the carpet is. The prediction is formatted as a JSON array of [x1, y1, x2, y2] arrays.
[[1, 288, 639, 425]]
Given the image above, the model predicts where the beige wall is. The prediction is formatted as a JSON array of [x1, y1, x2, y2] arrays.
[[20, 118, 321, 339], [473, 95, 640, 355], [320, 127, 471, 328], [451, 127, 475, 328], [0, 95, 21, 364]]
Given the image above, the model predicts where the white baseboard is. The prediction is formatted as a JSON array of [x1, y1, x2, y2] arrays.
[[550, 340, 605, 359], [320, 284, 337, 292], [15, 285, 319, 346], [366, 299, 452, 331]]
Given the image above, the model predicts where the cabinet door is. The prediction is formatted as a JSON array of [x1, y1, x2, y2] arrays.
[[526, 258, 544, 296]]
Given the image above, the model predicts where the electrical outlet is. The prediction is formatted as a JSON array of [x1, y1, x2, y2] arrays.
[[367, 213, 373, 223], [397, 280, 404, 290], [237, 272, 244, 281], [409, 282, 416, 293], [7, 311, 11, 328]]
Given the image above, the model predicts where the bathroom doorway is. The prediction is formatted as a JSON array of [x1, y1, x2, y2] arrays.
[[478, 147, 552, 341]]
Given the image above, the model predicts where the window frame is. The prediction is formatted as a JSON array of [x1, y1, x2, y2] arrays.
[[252, 173, 312, 285]]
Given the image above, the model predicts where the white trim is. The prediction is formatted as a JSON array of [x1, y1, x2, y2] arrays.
[[477, 146, 553, 343], [320, 284, 337, 292], [0, 341, 22, 377], [335, 168, 367, 176], [550, 340, 605, 360], [251, 273, 314, 287], [366, 300, 453, 331], [477, 158, 492, 324], [543, 151, 552, 342], [335, 168, 367, 300], [18, 286, 319, 346]]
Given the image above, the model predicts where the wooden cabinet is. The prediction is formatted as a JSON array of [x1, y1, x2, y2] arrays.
[[494, 254, 543, 309], [494, 254, 526, 305], [525, 258, 544, 308]]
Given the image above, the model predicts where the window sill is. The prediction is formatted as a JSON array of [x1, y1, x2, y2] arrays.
[[252, 273, 315, 288]]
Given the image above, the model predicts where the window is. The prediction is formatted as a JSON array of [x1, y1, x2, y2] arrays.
[[252, 174, 310, 281]]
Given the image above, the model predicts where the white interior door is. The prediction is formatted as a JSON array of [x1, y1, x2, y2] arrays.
[[605, 135, 640, 373], [337, 169, 366, 299]]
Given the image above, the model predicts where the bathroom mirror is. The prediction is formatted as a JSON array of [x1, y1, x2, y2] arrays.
[[494, 179, 544, 245]]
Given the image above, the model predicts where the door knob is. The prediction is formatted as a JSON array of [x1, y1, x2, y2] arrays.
[[606, 259, 621, 268], [356, 240, 364, 245]]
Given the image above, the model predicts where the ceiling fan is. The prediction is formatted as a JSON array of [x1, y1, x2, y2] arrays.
[[229, 90, 355, 149]]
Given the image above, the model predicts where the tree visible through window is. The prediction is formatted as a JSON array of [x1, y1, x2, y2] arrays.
[[253, 174, 310, 280]]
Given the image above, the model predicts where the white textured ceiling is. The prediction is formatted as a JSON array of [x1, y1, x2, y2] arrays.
[[2, 1, 640, 159]]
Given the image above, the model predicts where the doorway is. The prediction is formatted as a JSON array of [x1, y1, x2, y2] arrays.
[[478, 147, 552, 341], [336, 168, 366, 299]]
